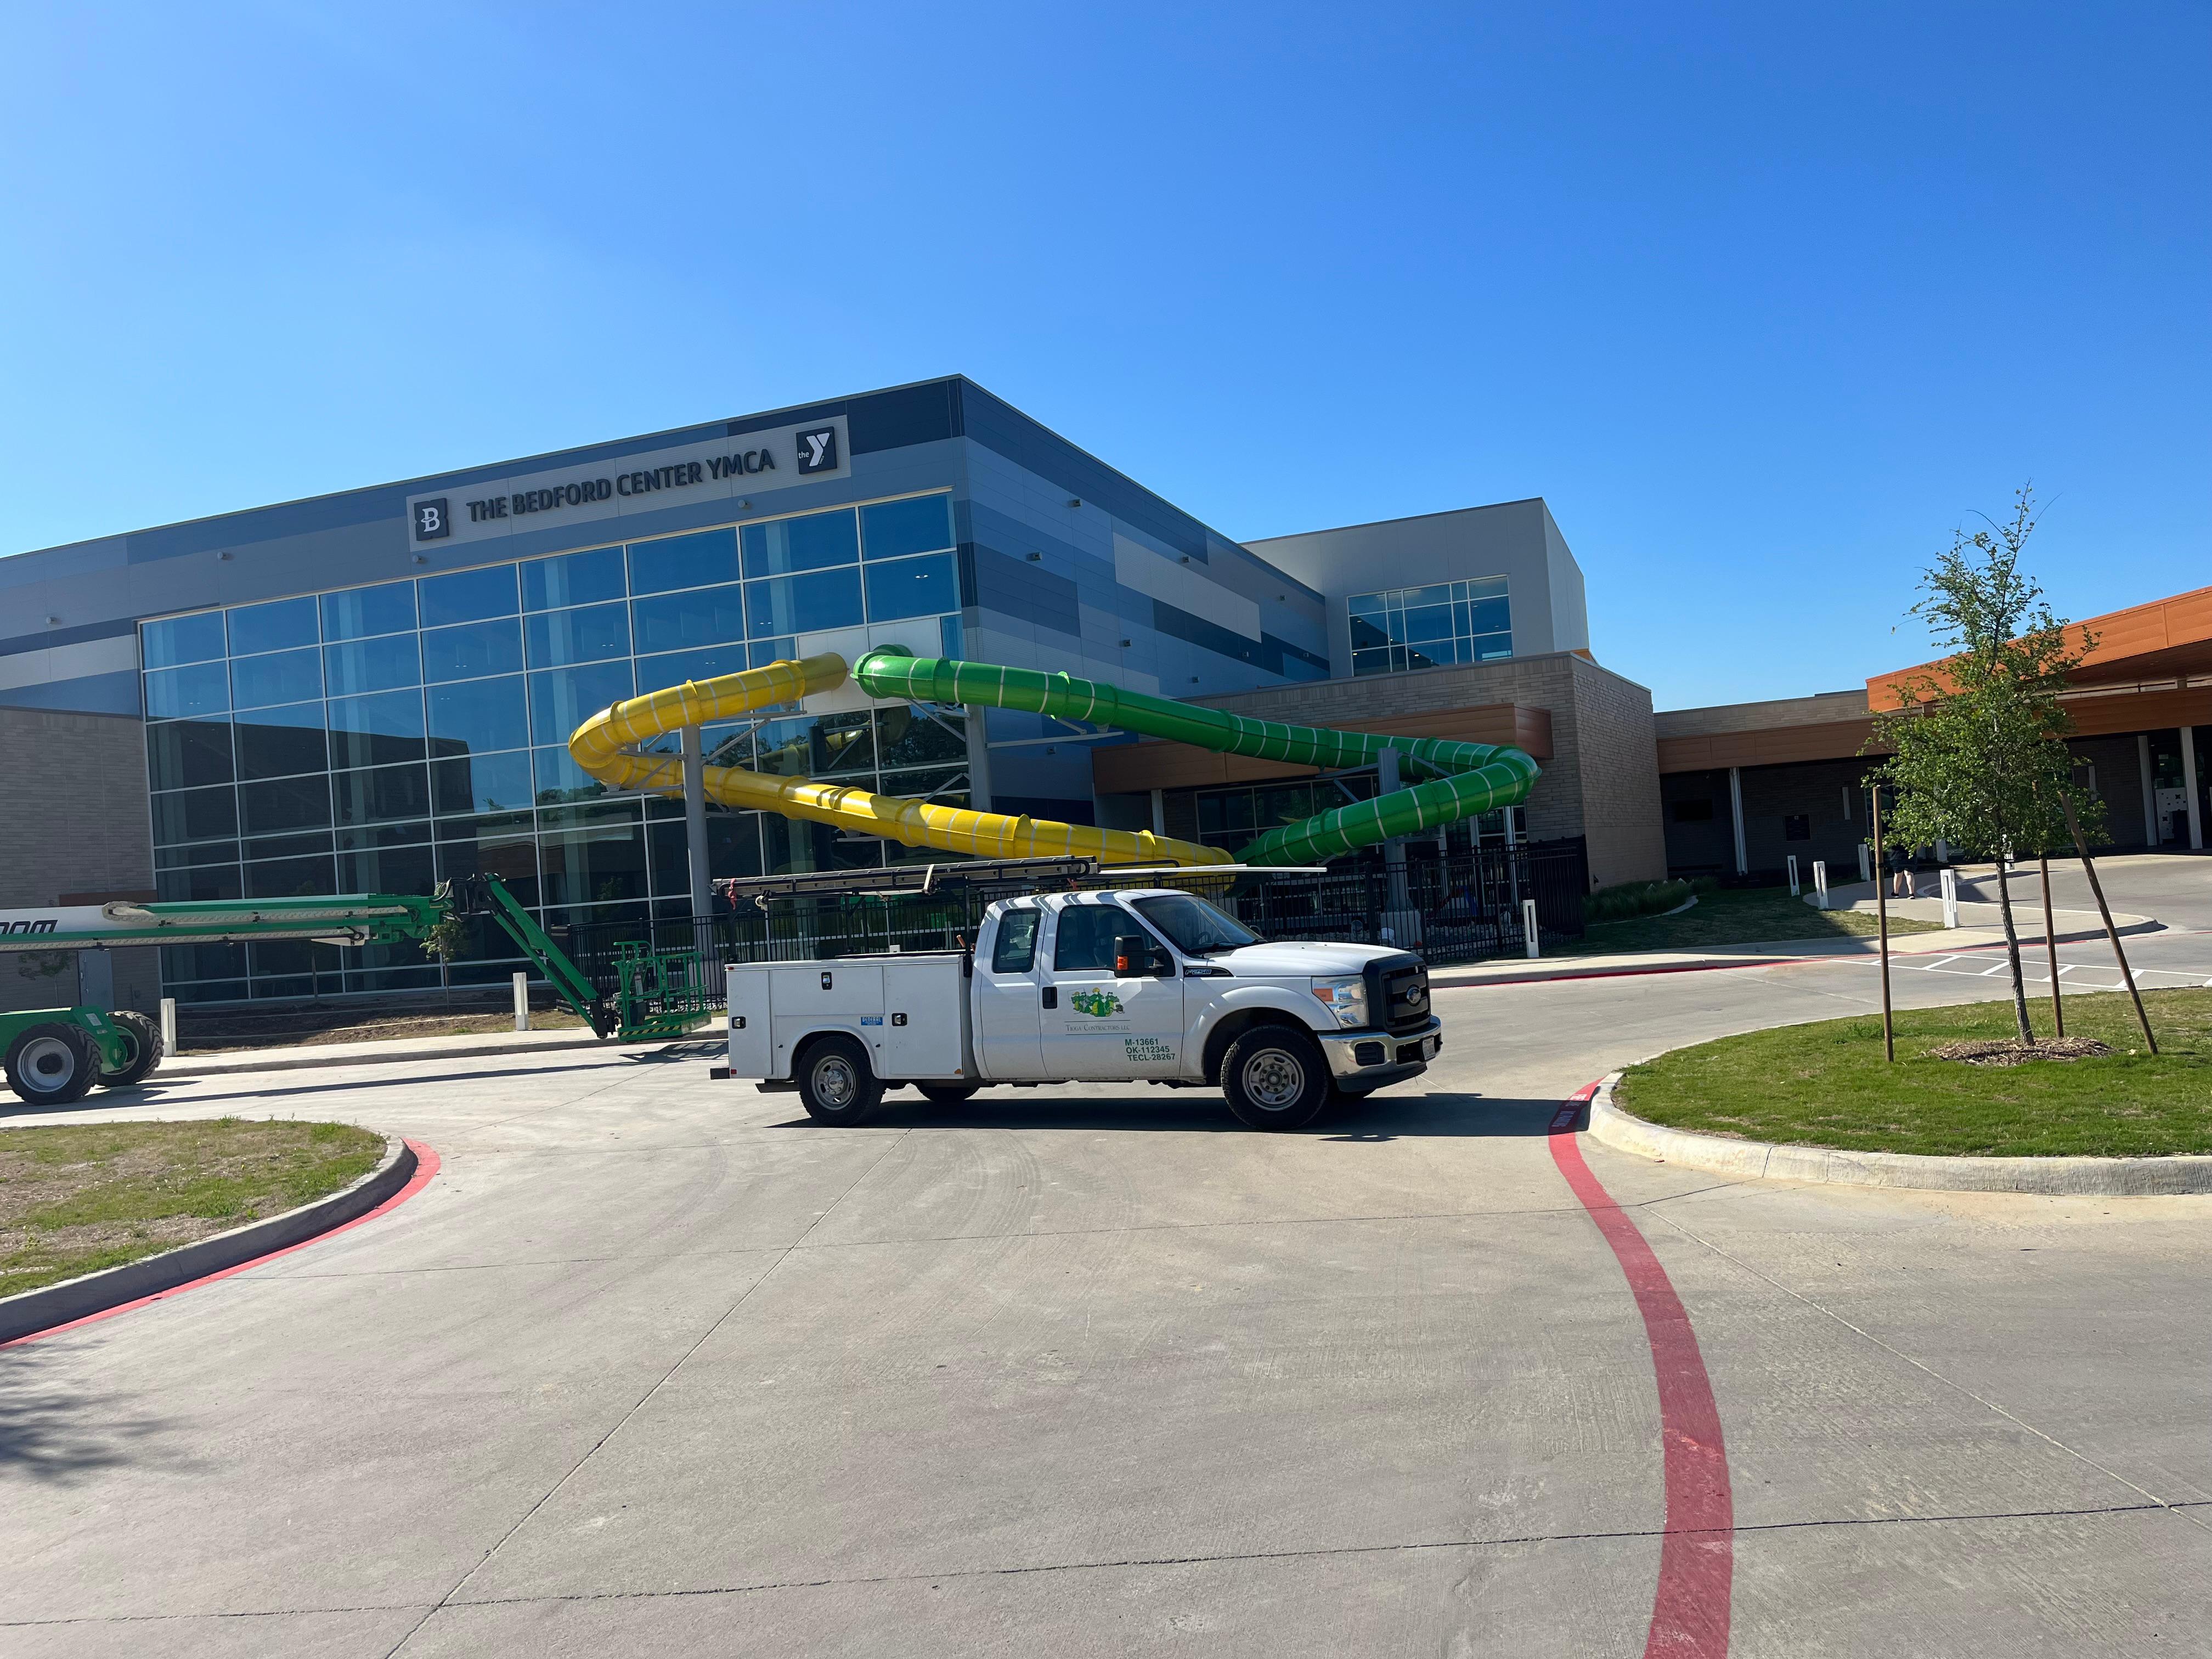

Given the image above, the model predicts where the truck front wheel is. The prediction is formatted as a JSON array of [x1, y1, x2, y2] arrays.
[[1221, 1026, 1331, 1131], [798, 1035, 883, 1126]]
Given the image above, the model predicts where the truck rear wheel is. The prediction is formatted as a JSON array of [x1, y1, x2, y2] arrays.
[[98, 1010, 165, 1087], [917, 1084, 979, 1105], [798, 1035, 883, 1126], [1221, 1026, 1331, 1131], [5, 1022, 101, 1106]]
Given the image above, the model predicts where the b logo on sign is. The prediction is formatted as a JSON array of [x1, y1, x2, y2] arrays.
[[795, 427, 839, 475], [414, 499, 452, 541]]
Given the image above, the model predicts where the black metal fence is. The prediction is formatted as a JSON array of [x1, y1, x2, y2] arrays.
[[561, 837, 1588, 1002]]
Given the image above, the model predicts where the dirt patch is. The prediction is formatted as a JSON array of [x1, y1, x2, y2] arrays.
[[1927, 1037, 2118, 1068], [179, 1003, 587, 1053], [0, 1118, 385, 1297]]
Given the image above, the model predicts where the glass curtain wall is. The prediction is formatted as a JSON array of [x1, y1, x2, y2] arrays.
[[1348, 577, 1511, 676], [141, 492, 967, 1003]]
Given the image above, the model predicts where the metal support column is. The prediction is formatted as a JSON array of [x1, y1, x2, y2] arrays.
[[1149, 788, 1166, 837], [682, 724, 712, 917], [1728, 766, 1747, 874], [2184, 726, 2203, 850], [2137, 733, 2157, 845]]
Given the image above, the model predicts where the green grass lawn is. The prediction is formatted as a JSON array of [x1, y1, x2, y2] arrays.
[[1616, 987, 2211, 1158], [0, 1118, 385, 1297], [1564, 885, 1943, 956]]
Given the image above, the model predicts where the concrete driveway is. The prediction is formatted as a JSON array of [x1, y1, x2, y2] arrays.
[[3, 872, 2208, 1656]]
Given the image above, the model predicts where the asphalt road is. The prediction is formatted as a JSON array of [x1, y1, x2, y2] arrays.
[[3, 857, 2209, 1657]]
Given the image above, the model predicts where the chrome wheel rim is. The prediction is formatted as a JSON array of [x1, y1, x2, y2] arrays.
[[20, 1036, 78, 1091], [815, 1054, 858, 1108], [1243, 1047, 1305, 1109]]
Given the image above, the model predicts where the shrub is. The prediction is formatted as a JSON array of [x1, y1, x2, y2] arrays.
[[1585, 877, 1713, 923]]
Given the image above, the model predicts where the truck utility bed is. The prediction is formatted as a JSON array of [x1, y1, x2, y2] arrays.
[[726, 953, 974, 1085]]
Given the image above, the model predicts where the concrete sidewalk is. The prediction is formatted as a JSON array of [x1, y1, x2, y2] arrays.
[[160, 1024, 696, 1079]]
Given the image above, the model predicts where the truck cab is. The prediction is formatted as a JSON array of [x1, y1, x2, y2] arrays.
[[727, 887, 1441, 1131]]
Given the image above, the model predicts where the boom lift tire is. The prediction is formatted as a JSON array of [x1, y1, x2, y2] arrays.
[[798, 1035, 883, 1126], [98, 1010, 165, 1087], [916, 1083, 980, 1105], [5, 1022, 101, 1106], [1221, 1025, 1331, 1131]]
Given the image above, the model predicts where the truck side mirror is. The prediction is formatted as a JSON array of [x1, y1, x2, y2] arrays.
[[1114, 934, 1147, 975]]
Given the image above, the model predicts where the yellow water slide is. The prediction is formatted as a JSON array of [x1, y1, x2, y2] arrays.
[[569, 647, 1540, 869]]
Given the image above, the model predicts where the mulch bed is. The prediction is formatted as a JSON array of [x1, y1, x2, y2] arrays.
[[1927, 1037, 2118, 1068]]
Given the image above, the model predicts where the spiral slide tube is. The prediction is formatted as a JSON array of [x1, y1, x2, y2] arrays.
[[569, 647, 1539, 869]]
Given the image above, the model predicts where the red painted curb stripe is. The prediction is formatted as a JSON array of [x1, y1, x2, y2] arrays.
[[1550, 1084, 1733, 1658], [1, 1138, 441, 1352]]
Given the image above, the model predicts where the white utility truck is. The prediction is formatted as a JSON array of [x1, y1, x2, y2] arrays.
[[724, 887, 1440, 1130]]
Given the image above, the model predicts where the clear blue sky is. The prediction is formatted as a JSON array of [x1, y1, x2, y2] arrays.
[[4, 3, 2204, 709]]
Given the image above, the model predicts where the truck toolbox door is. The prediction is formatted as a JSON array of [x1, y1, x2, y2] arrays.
[[1039, 897, 1185, 1080], [973, 904, 1045, 1078]]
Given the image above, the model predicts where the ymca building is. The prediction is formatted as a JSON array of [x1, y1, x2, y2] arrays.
[[0, 375, 2200, 1009]]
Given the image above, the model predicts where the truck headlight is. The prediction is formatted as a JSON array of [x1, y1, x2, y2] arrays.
[[1310, 975, 1368, 1028]]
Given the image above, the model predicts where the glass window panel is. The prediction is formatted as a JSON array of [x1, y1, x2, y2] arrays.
[[238, 775, 332, 836], [324, 633, 421, 697], [1464, 575, 1509, 601], [708, 812, 764, 882], [157, 864, 242, 902], [226, 597, 318, 656], [761, 814, 878, 875], [162, 942, 246, 981], [327, 689, 427, 769], [538, 815, 648, 908], [862, 552, 957, 622], [142, 611, 227, 669], [235, 703, 329, 780], [244, 831, 333, 862], [426, 675, 529, 757], [1466, 596, 1510, 636], [146, 719, 234, 791], [635, 646, 749, 691], [1347, 592, 1391, 624], [1400, 604, 1453, 645], [419, 564, 519, 628], [332, 763, 431, 826], [521, 545, 625, 611], [646, 820, 690, 898], [432, 749, 534, 816], [156, 838, 240, 869], [244, 855, 337, 899], [336, 820, 430, 852], [939, 614, 964, 661], [741, 509, 859, 579], [876, 764, 966, 803], [754, 711, 873, 780], [230, 646, 323, 709], [744, 567, 863, 637], [422, 618, 524, 682], [876, 706, 966, 771], [627, 527, 740, 596], [1348, 614, 1392, 652], [339, 842, 437, 898], [1471, 633, 1513, 662], [1404, 645, 1443, 672], [630, 583, 746, 654], [748, 637, 797, 668], [524, 601, 629, 668], [152, 785, 238, 845], [528, 660, 633, 747], [533, 744, 618, 805], [860, 494, 954, 561], [1403, 584, 1452, 609], [145, 661, 229, 719], [1351, 647, 1392, 678], [435, 831, 540, 909], [320, 580, 416, 641]]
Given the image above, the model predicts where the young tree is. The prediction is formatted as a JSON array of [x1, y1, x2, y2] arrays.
[[1869, 487, 2100, 1045]]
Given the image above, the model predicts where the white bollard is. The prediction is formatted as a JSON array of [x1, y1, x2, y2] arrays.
[[1813, 860, 1829, 911], [1786, 855, 1801, 897], [1940, 867, 1960, 929], [159, 996, 177, 1052], [1857, 843, 1871, 884], [1522, 898, 1540, 959], [512, 971, 530, 1032]]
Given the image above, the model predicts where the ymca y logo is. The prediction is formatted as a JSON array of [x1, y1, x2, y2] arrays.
[[795, 427, 839, 474], [414, 499, 452, 541]]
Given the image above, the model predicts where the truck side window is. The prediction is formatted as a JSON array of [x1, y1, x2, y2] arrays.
[[992, 907, 1040, 973], [1053, 904, 1126, 973]]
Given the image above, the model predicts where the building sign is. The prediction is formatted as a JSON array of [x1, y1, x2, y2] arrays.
[[405, 416, 849, 550]]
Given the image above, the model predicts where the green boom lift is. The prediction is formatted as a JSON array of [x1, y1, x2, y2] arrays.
[[0, 877, 716, 1107]]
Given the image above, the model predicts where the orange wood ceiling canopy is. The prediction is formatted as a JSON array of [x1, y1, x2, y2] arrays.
[[1867, 584, 2212, 712]]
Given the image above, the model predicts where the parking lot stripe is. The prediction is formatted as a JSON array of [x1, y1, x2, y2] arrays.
[[0, 1139, 442, 1351], [1552, 1086, 1733, 1657]]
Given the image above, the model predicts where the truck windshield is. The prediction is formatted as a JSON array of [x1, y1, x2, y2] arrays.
[[1130, 894, 1260, 956]]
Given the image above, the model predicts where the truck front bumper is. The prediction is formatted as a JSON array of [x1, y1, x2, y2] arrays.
[[1317, 1017, 1442, 1092]]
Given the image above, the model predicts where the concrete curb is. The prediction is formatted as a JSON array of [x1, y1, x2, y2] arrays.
[[1585, 1074, 2212, 1197], [0, 1135, 421, 1345], [160, 1030, 668, 1079]]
